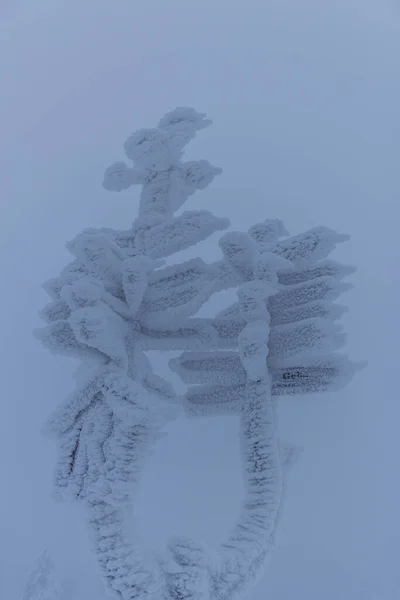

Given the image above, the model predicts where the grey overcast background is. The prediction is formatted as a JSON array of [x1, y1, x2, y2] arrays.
[[1, 1, 399, 598]]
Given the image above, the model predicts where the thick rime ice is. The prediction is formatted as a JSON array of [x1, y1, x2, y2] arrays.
[[103, 106, 222, 220], [248, 218, 289, 248], [277, 259, 356, 286], [272, 226, 350, 265], [145, 211, 229, 259], [218, 232, 258, 282], [211, 379, 282, 600], [37, 108, 359, 600], [174, 354, 361, 416], [238, 321, 270, 381], [268, 318, 346, 362], [160, 537, 209, 600], [187, 356, 363, 416], [138, 258, 220, 327]]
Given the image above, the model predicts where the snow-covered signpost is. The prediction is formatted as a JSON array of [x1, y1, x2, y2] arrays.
[[36, 108, 361, 600]]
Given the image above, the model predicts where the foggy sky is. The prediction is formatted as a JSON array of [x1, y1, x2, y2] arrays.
[[1, 1, 399, 598]]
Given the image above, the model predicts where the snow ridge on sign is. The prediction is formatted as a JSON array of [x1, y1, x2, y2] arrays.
[[139, 258, 219, 326], [182, 355, 362, 417]]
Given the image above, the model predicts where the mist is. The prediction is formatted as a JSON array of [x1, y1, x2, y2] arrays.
[[1, 1, 399, 598]]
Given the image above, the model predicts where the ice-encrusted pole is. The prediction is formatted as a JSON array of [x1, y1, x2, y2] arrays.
[[211, 260, 284, 600]]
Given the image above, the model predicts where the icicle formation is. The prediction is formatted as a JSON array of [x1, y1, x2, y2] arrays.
[[36, 107, 360, 600]]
